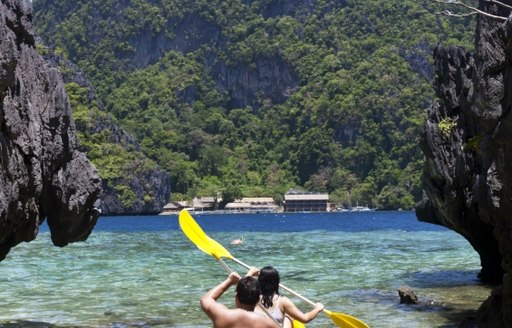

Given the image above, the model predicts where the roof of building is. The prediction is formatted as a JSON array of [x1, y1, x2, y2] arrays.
[[193, 198, 213, 208], [240, 197, 274, 204], [197, 196, 218, 203], [163, 202, 179, 210], [284, 193, 329, 201], [225, 202, 252, 209]]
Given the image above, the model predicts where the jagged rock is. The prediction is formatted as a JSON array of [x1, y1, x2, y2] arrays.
[[397, 286, 419, 304], [0, 0, 101, 259], [416, 2, 512, 326], [397, 287, 451, 311]]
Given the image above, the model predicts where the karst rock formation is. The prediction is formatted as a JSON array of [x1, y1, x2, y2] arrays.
[[0, 0, 102, 260], [416, 2, 512, 326]]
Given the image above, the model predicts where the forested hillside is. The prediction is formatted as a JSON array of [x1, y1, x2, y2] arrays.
[[32, 0, 474, 210]]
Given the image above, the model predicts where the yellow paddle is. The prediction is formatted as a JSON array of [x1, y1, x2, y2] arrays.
[[178, 209, 370, 328], [293, 320, 306, 328]]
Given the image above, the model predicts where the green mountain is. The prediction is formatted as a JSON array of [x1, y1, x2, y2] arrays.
[[32, 0, 474, 210]]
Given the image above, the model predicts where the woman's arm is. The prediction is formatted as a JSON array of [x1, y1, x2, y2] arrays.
[[280, 296, 324, 323]]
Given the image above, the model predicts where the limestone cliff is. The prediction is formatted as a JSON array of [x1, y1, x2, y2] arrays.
[[416, 1, 512, 326], [0, 0, 102, 260], [45, 54, 171, 215]]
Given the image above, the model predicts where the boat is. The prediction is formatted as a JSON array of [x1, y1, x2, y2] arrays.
[[350, 205, 373, 212]]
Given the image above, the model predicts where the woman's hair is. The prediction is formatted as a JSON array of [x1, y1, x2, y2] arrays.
[[258, 266, 280, 308]]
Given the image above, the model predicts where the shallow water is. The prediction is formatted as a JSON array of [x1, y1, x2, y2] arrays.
[[0, 212, 491, 327]]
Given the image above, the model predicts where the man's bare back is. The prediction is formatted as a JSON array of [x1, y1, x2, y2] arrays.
[[209, 307, 275, 328], [201, 272, 276, 328]]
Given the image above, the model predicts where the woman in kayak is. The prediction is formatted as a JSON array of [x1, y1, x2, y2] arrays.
[[248, 266, 324, 327]]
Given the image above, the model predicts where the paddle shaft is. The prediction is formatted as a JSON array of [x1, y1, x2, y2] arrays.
[[230, 257, 319, 308]]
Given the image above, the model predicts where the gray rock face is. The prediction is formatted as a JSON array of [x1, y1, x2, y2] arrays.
[[416, 4, 512, 326], [397, 286, 419, 304], [0, 0, 101, 259]]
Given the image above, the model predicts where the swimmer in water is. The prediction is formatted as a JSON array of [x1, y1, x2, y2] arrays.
[[230, 237, 244, 245]]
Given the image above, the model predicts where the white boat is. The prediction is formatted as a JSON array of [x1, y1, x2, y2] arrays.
[[350, 205, 373, 212]]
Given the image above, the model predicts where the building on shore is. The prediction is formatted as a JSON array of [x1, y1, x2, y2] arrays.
[[161, 192, 331, 214], [160, 202, 181, 214], [283, 191, 329, 212], [224, 197, 279, 213], [160, 197, 221, 215]]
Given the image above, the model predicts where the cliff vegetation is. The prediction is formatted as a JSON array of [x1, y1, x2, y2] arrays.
[[32, 0, 474, 210]]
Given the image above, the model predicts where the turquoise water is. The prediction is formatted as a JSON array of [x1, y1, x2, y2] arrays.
[[0, 212, 490, 327]]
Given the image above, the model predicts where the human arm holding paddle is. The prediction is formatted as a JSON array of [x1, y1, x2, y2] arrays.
[[200, 272, 241, 325], [280, 296, 324, 324], [202, 271, 240, 303], [201, 271, 277, 328]]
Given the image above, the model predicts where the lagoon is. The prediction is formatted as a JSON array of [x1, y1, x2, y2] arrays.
[[0, 211, 490, 327]]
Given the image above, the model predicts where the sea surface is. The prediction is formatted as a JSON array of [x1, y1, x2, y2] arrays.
[[0, 211, 491, 327]]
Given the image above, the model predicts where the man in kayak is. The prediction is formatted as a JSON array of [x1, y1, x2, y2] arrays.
[[201, 271, 276, 328]]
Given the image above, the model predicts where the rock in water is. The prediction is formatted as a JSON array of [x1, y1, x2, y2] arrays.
[[397, 286, 419, 304], [0, 0, 102, 260]]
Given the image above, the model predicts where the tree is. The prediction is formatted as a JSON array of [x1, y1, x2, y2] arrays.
[[431, 0, 509, 20], [219, 184, 243, 209]]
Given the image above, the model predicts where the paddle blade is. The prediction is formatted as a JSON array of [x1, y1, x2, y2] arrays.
[[292, 320, 306, 328], [178, 209, 233, 260], [324, 310, 369, 328]]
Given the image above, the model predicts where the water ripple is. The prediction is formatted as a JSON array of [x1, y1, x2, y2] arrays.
[[0, 213, 492, 327]]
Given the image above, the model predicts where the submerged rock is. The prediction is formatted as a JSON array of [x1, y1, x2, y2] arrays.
[[416, 2, 512, 326], [0, 0, 101, 259]]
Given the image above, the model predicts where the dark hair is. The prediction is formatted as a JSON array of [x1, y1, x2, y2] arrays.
[[258, 266, 280, 308], [235, 276, 261, 306]]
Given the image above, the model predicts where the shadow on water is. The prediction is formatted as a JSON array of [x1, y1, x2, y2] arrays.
[[437, 309, 478, 328], [402, 270, 482, 288], [396, 306, 478, 328], [0, 321, 60, 328], [0, 320, 176, 328]]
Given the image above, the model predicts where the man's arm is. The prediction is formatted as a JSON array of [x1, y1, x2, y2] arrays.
[[200, 272, 240, 324]]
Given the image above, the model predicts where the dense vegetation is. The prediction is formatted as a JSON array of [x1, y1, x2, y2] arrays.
[[33, 0, 474, 210]]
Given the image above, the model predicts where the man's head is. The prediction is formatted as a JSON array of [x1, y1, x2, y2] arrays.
[[234, 276, 261, 309]]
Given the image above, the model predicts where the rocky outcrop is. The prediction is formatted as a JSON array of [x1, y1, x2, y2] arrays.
[[213, 56, 299, 109], [0, 0, 101, 259], [397, 286, 419, 304], [45, 54, 171, 215], [416, 2, 512, 326], [97, 143, 171, 215], [129, 26, 300, 109], [34, 1, 301, 111]]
